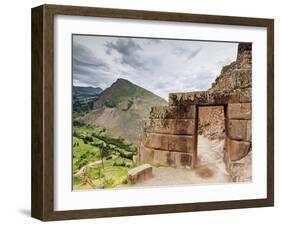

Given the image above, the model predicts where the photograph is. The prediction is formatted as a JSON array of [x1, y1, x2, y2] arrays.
[[72, 35, 252, 190], [30, 3, 274, 221]]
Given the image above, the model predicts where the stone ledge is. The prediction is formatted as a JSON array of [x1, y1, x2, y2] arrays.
[[128, 164, 152, 184], [169, 88, 251, 106]]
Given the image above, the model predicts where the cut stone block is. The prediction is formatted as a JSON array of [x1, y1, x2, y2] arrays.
[[226, 138, 251, 161], [228, 119, 251, 142], [150, 119, 172, 134], [228, 119, 248, 141], [139, 144, 154, 163], [172, 119, 195, 135], [169, 92, 209, 105], [144, 133, 195, 153], [144, 133, 169, 150], [168, 135, 194, 153], [174, 152, 193, 167], [128, 164, 153, 184], [170, 105, 196, 119], [150, 119, 195, 135], [153, 149, 175, 166], [228, 103, 251, 120], [246, 120, 252, 141], [139, 146, 177, 166], [169, 89, 251, 105], [150, 105, 196, 119]]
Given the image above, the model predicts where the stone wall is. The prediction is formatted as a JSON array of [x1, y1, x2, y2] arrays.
[[139, 43, 252, 181], [225, 102, 252, 181], [140, 105, 197, 168]]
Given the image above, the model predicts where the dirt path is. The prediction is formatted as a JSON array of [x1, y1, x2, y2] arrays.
[[74, 156, 117, 177], [134, 135, 231, 187]]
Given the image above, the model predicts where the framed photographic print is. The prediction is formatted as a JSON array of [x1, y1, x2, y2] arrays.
[[31, 4, 274, 221]]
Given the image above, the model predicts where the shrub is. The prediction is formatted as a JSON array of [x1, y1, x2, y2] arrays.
[[122, 177, 128, 184], [84, 135, 93, 142], [198, 121, 204, 135], [125, 162, 132, 168], [113, 158, 126, 167]]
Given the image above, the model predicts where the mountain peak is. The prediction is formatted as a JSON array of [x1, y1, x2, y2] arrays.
[[92, 78, 167, 110], [116, 78, 129, 82], [114, 78, 132, 85]]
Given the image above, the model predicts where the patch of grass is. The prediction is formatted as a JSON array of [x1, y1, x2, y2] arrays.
[[153, 163, 167, 168], [73, 137, 100, 174], [72, 124, 138, 189]]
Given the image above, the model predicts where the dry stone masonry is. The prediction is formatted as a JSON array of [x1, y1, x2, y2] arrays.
[[139, 43, 252, 182], [140, 104, 197, 168]]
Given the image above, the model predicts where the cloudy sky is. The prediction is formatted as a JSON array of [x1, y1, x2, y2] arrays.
[[73, 35, 238, 100]]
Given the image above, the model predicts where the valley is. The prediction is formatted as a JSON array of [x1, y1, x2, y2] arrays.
[[72, 78, 167, 190]]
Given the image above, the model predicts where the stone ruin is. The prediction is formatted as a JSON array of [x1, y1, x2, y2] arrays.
[[139, 43, 252, 182]]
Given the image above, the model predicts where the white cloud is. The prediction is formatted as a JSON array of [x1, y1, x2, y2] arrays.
[[73, 35, 238, 100]]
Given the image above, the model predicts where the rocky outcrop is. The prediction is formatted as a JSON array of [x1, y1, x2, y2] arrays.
[[209, 43, 252, 92], [139, 43, 252, 183]]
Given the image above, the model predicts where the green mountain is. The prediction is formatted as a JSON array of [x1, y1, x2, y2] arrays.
[[77, 78, 168, 144]]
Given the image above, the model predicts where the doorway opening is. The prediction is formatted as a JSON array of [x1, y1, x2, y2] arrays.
[[195, 105, 230, 181]]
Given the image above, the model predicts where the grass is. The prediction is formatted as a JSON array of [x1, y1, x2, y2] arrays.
[[73, 137, 101, 174], [72, 124, 137, 190], [73, 158, 132, 190]]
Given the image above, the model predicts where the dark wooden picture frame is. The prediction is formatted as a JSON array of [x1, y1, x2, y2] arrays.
[[31, 4, 274, 221]]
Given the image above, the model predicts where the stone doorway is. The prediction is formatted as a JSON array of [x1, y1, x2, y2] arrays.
[[196, 105, 226, 164], [195, 105, 229, 179]]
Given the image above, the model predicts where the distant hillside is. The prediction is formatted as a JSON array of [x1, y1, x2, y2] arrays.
[[73, 86, 103, 115], [73, 86, 103, 99], [78, 78, 168, 144]]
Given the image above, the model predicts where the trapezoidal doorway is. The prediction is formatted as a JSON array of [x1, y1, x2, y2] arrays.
[[195, 105, 231, 182]]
